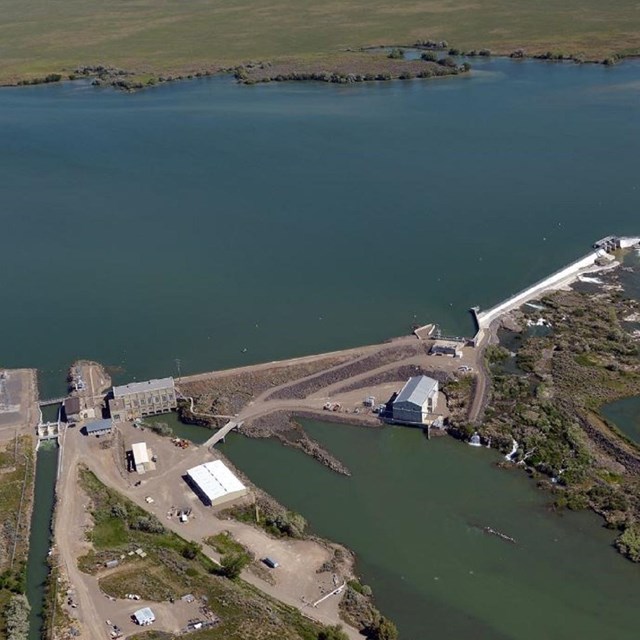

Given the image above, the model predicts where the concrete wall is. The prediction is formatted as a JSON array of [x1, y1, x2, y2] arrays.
[[473, 236, 639, 334], [393, 402, 427, 424]]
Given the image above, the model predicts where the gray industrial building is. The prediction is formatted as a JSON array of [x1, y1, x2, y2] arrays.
[[430, 340, 463, 358], [85, 419, 113, 436], [109, 377, 177, 422], [392, 376, 439, 425]]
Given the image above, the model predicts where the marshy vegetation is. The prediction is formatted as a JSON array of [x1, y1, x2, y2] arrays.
[[475, 287, 640, 561]]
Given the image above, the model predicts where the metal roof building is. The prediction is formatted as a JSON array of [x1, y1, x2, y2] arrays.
[[85, 419, 113, 435], [392, 376, 439, 425], [113, 378, 175, 398], [131, 442, 150, 474], [109, 377, 177, 422], [132, 607, 155, 626], [186, 460, 248, 507]]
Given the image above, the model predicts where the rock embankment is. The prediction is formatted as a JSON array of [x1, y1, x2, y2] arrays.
[[240, 412, 352, 476], [334, 364, 451, 394], [267, 345, 421, 401]]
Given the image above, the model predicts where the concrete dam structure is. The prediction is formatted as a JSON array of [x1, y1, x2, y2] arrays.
[[472, 236, 640, 337]]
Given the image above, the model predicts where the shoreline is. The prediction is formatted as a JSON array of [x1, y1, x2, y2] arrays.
[[2, 47, 639, 93]]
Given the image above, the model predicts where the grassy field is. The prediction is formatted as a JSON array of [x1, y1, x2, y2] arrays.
[[1, 0, 640, 84]]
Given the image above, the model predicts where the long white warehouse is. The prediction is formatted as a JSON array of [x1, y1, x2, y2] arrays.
[[186, 460, 248, 507]]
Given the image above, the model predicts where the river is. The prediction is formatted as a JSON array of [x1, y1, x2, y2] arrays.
[[219, 420, 640, 639], [3, 58, 640, 638], [1, 58, 639, 399]]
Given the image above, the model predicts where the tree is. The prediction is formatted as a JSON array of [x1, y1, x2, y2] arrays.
[[181, 541, 201, 560], [365, 615, 399, 640], [616, 525, 640, 562], [219, 552, 250, 579], [318, 625, 349, 640]]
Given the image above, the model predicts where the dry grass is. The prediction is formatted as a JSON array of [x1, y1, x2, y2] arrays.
[[1, 0, 639, 84]]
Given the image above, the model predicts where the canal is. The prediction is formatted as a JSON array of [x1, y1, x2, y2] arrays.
[[25, 441, 58, 640]]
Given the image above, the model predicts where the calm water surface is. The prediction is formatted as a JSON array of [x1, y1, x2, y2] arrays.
[[222, 421, 640, 640], [602, 396, 640, 444], [1, 59, 639, 397], [26, 443, 58, 640]]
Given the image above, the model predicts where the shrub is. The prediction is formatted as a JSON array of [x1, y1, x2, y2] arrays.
[[616, 525, 640, 561], [111, 503, 128, 519], [365, 615, 399, 640], [387, 48, 404, 60], [421, 51, 437, 62], [181, 541, 201, 560], [318, 626, 349, 640], [130, 515, 165, 534], [6, 594, 30, 640], [149, 422, 172, 437], [218, 552, 250, 579]]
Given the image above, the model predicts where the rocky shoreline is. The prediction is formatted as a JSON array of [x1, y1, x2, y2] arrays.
[[240, 411, 353, 476]]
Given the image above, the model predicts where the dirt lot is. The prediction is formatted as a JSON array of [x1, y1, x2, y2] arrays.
[[55, 422, 362, 639]]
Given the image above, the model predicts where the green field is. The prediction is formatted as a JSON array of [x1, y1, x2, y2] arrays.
[[2, 0, 640, 84]]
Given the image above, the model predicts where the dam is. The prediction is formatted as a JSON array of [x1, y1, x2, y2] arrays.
[[471, 235, 640, 340]]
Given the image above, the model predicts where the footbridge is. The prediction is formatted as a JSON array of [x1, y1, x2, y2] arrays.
[[205, 420, 243, 448], [38, 396, 66, 407]]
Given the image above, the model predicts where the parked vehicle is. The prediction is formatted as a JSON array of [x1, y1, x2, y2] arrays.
[[263, 557, 279, 569]]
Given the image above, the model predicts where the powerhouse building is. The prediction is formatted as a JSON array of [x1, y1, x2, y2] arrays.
[[392, 375, 439, 425], [186, 460, 248, 507], [109, 377, 177, 422]]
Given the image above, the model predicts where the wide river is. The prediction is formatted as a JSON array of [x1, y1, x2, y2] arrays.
[[2, 58, 640, 638], [1, 58, 639, 397]]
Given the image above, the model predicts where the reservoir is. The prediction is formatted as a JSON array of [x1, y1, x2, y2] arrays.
[[1, 58, 639, 398], [222, 421, 640, 639]]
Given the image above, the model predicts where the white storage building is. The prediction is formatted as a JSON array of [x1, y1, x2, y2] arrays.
[[132, 607, 155, 626], [131, 442, 150, 474], [186, 460, 248, 507], [392, 376, 439, 425]]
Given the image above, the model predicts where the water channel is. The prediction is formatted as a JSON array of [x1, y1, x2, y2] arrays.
[[25, 442, 58, 640]]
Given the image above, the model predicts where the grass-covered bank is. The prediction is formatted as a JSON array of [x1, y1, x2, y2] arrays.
[[1, 0, 639, 86], [0, 436, 35, 639], [77, 466, 350, 639], [461, 284, 640, 562]]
